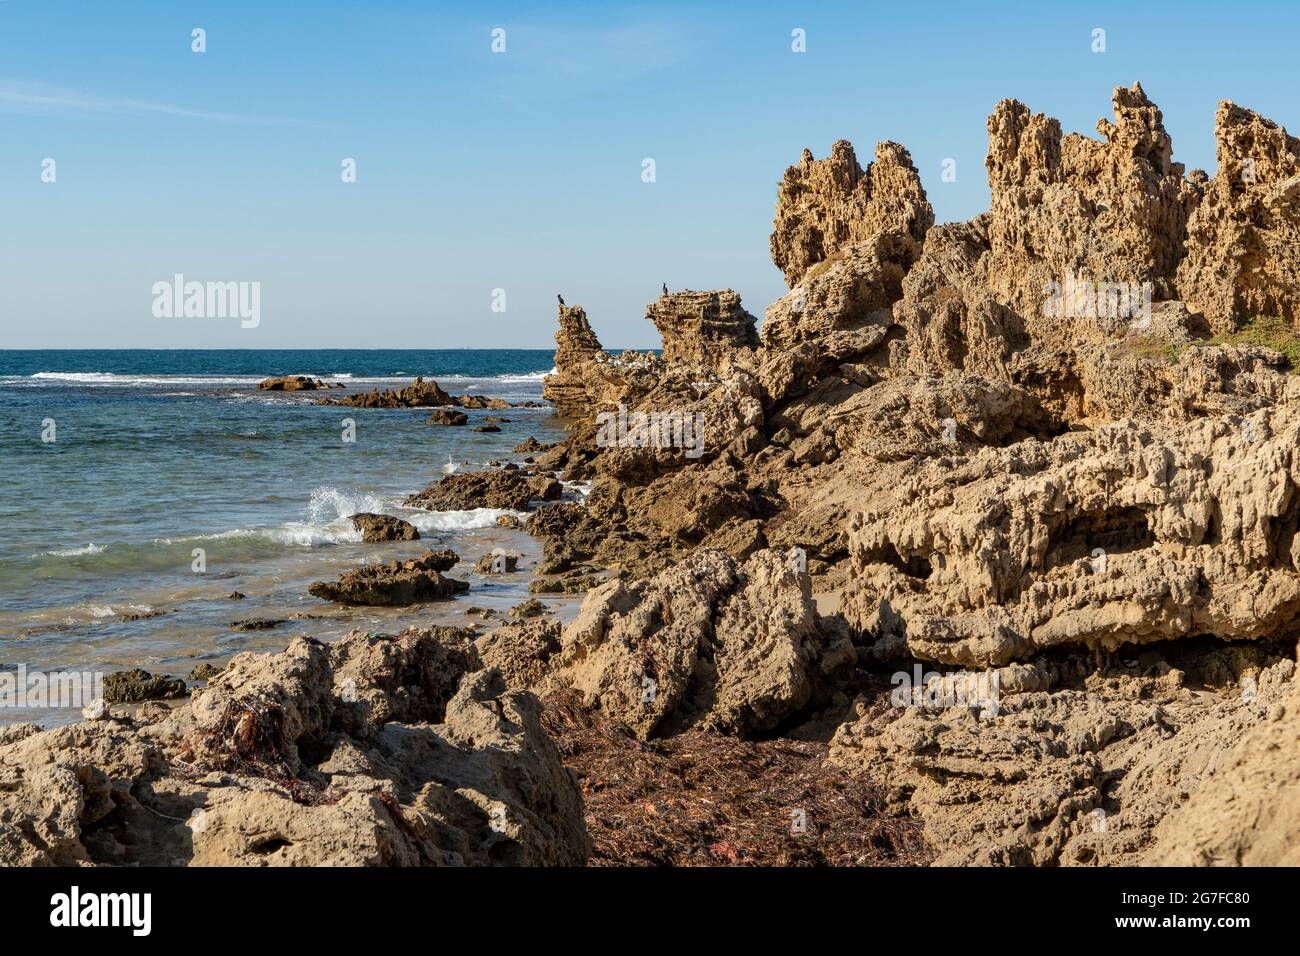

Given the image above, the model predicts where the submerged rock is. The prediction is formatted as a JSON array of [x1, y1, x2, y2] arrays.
[[230, 618, 286, 632]]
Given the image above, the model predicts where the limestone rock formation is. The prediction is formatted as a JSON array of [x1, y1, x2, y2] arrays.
[[539, 549, 854, 739], [0, 629, 589, 866], [308, 550, 467, 606], [645, 290, 758, 371], [841, 386, 1300, 667], [984, 82, 1201, 331], [542, 304, 621, 417], [1143, 657, 1300, 865], [1177, 101, 1300, 332], [829, 640, 1296, 866], [770, 140, 933, 287]]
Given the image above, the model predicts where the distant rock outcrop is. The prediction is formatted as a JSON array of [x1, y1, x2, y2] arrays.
[[323, 376, 454, 408], [257, 375, 339, 391]]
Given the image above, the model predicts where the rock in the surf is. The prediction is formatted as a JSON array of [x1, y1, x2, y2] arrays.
[[349, 512, 420, 542]]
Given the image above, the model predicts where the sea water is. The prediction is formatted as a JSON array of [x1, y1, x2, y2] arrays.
[[0, 349, 575, 723]]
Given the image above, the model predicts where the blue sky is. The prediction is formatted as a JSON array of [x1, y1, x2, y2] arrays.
[[2, 0, 1296, 349]]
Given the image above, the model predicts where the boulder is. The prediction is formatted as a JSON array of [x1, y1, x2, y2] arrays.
[[103, 669, 186, 703], [427, 409, 468, 426], [349, 512, 420, 542], [405, 470, 538, 512]]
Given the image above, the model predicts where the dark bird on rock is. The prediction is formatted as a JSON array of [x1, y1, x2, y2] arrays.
[[557, 294, 565, 306], [662, 283, 668, 295]]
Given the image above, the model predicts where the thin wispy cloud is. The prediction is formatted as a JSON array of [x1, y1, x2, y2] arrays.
[[0, 79, 318, 127], [485, 12, 697, 107]]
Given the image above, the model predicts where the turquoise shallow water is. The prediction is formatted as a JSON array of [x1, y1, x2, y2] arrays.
[[0, 350, 577, 721]]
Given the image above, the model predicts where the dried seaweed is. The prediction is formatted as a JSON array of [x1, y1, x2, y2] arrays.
[[541, 690, 930, 867]]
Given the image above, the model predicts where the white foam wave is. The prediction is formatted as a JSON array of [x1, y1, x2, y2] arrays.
[[32, 543, 106, 558], [305, 486, 391, 526], [404, 507, 525, 532], [29, 372, 264, 387]]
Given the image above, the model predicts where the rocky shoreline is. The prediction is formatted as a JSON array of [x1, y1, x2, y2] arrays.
[[4, 81, 1299, 866]]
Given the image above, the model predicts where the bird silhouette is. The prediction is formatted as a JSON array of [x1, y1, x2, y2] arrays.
[[662, 282, 668, 295], [557, 294, 565, 307]]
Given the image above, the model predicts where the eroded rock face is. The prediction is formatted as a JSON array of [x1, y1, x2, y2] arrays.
[[770, 140, 933, 288], [894, 215, 1028, 381], [1143, 657, 1300, 865], [829, 641, 1296, 866], [0, 630, 590, 866], [1177, 101, 1300, 332], [842, 388, 1300, 667], [645, 290, 758, 371], [308, 550, 467, 606], [985, 82, 1201, 334], [759, 232, 912, 405], [539, 549, 854, 739], [349, 512, 420, 542]]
